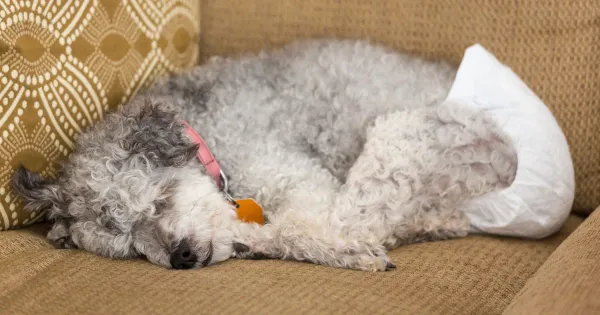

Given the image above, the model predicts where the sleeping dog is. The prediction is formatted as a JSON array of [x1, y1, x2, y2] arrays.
[[12, 40, 517, 271]]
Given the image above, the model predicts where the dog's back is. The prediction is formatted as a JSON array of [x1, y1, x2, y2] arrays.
[[145, 39, 457, 180]]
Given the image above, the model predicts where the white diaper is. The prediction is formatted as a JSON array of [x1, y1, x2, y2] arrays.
[[447, 44, 575, 239]]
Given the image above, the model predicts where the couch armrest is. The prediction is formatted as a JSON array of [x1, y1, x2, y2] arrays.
[[503, 208, 600, 315]]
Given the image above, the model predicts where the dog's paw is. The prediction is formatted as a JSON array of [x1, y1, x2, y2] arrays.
[[233, 243, 274, 260], [233, 243, 251, 256], [348, 252, 395, 272], [338, 243, 395, 272]]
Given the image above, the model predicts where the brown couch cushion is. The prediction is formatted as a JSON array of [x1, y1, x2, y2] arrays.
[[0, 216, 582, 315], [503, 207, 600, 315], [0, 0, 200, 230], [199, 0, 600, 213]]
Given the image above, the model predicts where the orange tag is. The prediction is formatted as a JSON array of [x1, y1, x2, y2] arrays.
[[235, 199, 264, 225]]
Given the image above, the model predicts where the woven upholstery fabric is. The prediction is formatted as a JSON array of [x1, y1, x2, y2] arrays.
[[504, 207, 600, 315], [199, 0, 600, 213], [0, 216, 582, 315], [0, 0, 200, 230]]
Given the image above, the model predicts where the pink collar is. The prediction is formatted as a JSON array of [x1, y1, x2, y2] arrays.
[[181, 120, 222, 189]]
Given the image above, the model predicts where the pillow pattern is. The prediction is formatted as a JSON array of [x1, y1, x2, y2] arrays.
[[0, 0, 200, 230]]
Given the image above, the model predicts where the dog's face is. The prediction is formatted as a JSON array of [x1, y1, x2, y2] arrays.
[[12, 99, 238, 269]]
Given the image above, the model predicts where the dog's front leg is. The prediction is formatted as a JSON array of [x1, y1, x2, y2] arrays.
[[230, 211, 395, 272]]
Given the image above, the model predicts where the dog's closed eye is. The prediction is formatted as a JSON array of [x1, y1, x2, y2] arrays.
[[153, 179, 178, 216]]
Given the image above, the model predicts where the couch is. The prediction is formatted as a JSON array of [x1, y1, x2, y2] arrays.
[[1, 1, 599, 314]]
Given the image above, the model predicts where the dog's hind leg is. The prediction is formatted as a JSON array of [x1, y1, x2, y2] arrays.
[[332, 102, 518, 249]]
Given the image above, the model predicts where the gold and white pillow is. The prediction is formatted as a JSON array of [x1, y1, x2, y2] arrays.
[[0, 0, 200, 230]]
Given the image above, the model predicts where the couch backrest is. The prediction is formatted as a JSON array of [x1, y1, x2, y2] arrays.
[[199, 0, 600, 213]]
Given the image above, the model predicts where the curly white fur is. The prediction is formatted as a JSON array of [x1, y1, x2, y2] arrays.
[[12, 39, 517, 271]]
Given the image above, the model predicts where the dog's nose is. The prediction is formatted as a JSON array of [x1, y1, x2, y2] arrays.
[[170, 241, 197, 270]]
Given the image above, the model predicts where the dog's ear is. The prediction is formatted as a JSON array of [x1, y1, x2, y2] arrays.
[[11, 165, 64, 213], [121, 100, 199, 168]]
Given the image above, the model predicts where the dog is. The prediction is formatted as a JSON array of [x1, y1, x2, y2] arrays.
[[12, 39, 517, 271]]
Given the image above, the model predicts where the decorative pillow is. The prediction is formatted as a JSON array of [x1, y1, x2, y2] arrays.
[[0, 0, 200, 230]]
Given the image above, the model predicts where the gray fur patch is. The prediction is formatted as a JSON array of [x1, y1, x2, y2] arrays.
[[120, 100, 199, 168]]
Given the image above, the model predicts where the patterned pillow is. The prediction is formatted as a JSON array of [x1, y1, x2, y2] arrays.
[[0, 0, 200, 230]]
